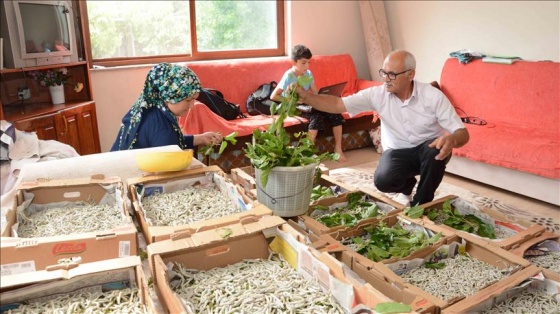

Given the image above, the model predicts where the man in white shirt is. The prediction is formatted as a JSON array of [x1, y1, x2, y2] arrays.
[[293, 50, 469, 206]]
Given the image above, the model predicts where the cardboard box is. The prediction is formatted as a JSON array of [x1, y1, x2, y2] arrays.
[[1, 175, 137, 274], [442, 265, 560, 313], [128, 165, 272, 244], [310, 245, 436, 313], [319, 164, 330, 176], [230, 166, 257, 192], [350, 185, 407, 211], [309, 174, 361, 206], [416, 195, 545, 250], [0, 256, 153, 313], [509, 231, 559, 257], [509, 231, 559, 274], [369, 234, 531, 311], [318, 173, 364, 197], [297, 191, 402, 236], [147, 215, 405, 314], [310, 213, 454, 267]]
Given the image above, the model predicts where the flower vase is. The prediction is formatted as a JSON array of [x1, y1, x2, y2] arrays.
[[49, 84, 65, 105]]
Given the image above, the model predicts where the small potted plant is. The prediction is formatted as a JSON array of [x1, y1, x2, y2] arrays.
[[244, 76, 338, 217]]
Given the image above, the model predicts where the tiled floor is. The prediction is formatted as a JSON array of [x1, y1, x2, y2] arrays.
[[322, 147, 560, 231]]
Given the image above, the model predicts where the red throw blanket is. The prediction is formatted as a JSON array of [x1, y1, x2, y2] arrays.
[[180, 103, 309, 137], [441, 58, 559, 179]]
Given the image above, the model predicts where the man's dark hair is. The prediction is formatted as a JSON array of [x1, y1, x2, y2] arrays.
[[291, 44, 312, 61]]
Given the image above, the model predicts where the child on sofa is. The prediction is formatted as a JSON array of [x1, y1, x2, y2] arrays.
[[270, 44, 347, 162]]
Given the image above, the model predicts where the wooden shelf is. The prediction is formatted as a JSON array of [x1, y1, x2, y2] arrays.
[[0, 61, 88, 74], [3, 100, 94, 122]]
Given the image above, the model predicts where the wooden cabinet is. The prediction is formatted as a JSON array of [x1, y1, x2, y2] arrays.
[[10, 101, 101, 155], [0, 1, 100, 155], [11, 113, 58, 141], [1, 62, 100, 155]]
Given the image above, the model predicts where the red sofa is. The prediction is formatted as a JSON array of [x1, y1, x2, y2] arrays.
[[178, 54, 381, 171], [440, 58, 559, 205]]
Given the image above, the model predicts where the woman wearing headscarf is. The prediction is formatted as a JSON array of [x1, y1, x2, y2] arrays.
[[111, 63, 222, 151]]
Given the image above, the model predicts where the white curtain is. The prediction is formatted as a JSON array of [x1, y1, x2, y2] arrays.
[[358, 1, 392, 81]]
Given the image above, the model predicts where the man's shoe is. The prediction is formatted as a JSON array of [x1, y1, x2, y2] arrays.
[[393, 193, 412, 207]]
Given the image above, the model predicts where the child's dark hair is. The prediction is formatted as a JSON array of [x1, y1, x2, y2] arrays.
[[291, 44, 312, 61]]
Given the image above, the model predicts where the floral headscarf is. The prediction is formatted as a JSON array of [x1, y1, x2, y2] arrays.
[[112, 63, 201, 150]]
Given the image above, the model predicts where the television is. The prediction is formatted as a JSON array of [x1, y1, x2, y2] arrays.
[[1, 0, 79, 69]]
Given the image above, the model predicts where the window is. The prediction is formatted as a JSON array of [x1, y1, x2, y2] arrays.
[[82, 1, 284, 67]]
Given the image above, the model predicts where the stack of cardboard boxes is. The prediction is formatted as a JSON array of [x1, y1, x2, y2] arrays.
[[228, 166, 560, 314], [0, 175, 148, 311], [0, 163, 557, 313]]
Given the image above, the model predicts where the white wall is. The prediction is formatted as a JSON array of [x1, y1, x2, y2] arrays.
[[385, 1, 560, 82], [92, 0, 559, 152], [91, 65, 152, 152], [287, 1, 369, 79]]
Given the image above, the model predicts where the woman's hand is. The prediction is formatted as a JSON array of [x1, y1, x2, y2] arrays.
[[194, 132, 223, 146], [200, 131, 238, 156]]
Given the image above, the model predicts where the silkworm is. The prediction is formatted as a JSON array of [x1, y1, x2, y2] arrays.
[[169, 253, 344, 313], [5, 287, 146, 313], [141, 186, 240, 226], [493, 225, 517, 239], [527, 251, 560, 274], [400, 254, 518, 302], [480, 287, 559, 314], [18, 202, 124, 238]]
